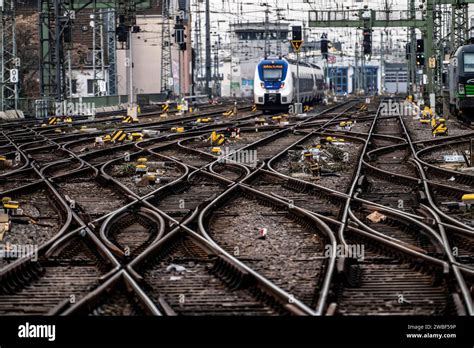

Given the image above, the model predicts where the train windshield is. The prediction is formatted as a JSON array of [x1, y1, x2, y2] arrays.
[[262, 64, 283, 81], [464, 53, 474, 73]]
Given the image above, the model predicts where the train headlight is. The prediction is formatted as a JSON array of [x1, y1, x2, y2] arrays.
[[260, 82, 265, 88], [280, 82, 285, 88], [458, 83, 465, 95]]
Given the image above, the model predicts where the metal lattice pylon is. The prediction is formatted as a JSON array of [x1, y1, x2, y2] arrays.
[[0, 0, 18, 111], [106, 10, 117, 95], [92, 7, 107, 96], [39, 0, 73, 107], [451, 1, 469, 50], [433, 0, 444, 95], [160, 0, 173, 94]]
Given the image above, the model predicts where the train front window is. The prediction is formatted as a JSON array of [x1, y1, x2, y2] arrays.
[[262, 65, 283, 81], [464, 53, 474, 73]]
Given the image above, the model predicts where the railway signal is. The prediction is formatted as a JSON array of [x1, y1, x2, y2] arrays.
[[363, 28, 372, 55], [292, 26, 303, 114], [321, 33, 328, 59]]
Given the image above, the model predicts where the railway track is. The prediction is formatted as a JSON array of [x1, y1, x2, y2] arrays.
[[0, 182, 67, 253], [52, 169, 130, 223], [333, 228, 457, 315], [101, 152, 186, 198], [0, 98, 472, 316], [100, 207, 164, 260], [127, 228, 298, 315], [146, 171, 231, 222], [0, 230, 119, 315], [336, 98, 473, 316], [201, 186, 333, 309]]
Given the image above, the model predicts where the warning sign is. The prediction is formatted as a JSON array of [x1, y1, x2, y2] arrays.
[[291, 40, 303, 53], [429, 57, 436, 69]]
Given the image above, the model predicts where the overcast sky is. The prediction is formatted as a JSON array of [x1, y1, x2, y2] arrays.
[[192, 1, 413, 48], [190, 0, 473, 59]]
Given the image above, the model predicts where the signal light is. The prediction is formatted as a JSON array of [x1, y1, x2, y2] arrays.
[[116, 24, 129, 42], [363, 28, 372, 55], [416, 39, 424, 53], [321, 33, 328, 59], [292, 26, 302, 41], [416, 53, 425, 66]]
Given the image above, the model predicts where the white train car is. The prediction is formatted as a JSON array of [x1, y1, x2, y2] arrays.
[[254, 58, 325, 112]]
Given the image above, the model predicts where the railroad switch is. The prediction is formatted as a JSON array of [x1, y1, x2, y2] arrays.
[[422, 106, 433, 118], [2, 197, 19, 215], [420, 118, 430, 127], [122, 116, 139, 123], [135, 158, 148, 174], [442, 194, 474, 211], [135, 164, 148, 174], [224, 127, 240, 139], [222, 110, 235, 117], [48, 117, 58, 125], [324, 136, 345, 144], [211, 147, 222, 155], [272, 116, 282, 123], [338, 121, 353, 131], [309, 163, 321, 176], [196, 117, 213, 123], [210, 131, 226, 146], [109, 130, 128, 142], [254, 117, 266, 126], [171, 127, 185, 133], [128, 133, 144, 142], [462, 194, 474, 209], [136, 173, 159, 187], [432, 118, 448, 136], [0, 156, 13, 169]]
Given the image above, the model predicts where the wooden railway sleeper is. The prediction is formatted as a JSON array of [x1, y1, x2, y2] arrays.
[[248, 286, 287, 313], [285, 178, 307, 193], [0, 261, 44, 294], [209, 255, 253, 291], [336, 257, 363, 288]]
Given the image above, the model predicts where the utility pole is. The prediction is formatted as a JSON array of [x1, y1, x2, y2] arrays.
[[264, 4, 269, 58], [355, 41, 359, 94], [297, 51, 300, 106], [205, 0, 212, 98], [194, 0, 202, 93], [381, 30, 385, 95], [128, 29, 134, 104], [275, 8, 283, 57]]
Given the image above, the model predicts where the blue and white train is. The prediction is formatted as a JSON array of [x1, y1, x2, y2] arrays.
[[254, 58, 325, 112]]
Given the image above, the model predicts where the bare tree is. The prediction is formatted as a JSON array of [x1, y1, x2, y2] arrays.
[[16, 14, 89, 98]]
